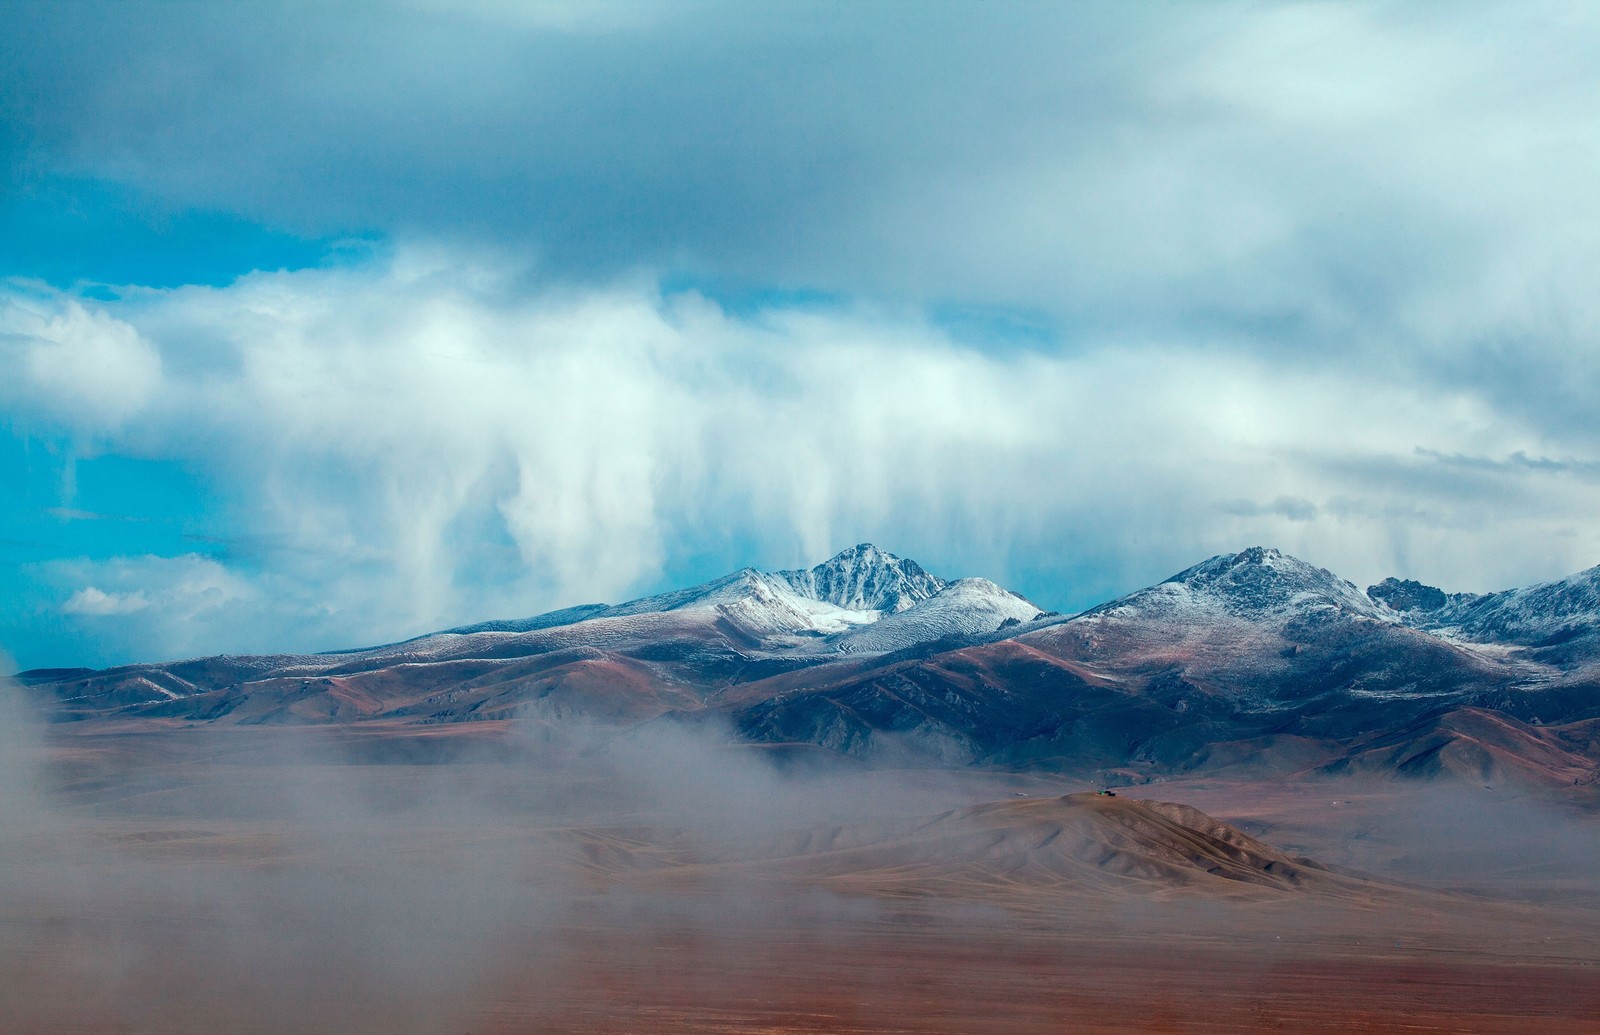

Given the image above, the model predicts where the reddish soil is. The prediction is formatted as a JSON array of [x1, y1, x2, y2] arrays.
[[481, 919, 1600, 1034], [4, 723, 1599, 1034]]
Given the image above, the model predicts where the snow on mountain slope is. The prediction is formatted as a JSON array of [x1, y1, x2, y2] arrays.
[[1084, 547, 1393, 626], [834, 579, 1045, 653], [596, 568, 771, 617], [1011, 547, 1504, 711], [1411, 564, 1600, 650], [371, 545, 954, 665], [443, 603, 611, 636], [323, 561, 905, 670], [591, 568, 881, 638], [777, 543, 945, 613], [26, 543, 1600, 788], [316, 604, 612, 659], [320, 546, 1424, 679]]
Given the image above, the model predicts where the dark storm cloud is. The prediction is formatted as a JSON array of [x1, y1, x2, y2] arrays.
[[1414, 449, 1600, 482], [13, 0, 1142, 280], [4, 2, 1596, 396], [0, 6, 1576, 300]]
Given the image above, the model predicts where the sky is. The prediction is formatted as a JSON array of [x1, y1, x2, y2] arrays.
[[2, 0, 1599, 669]]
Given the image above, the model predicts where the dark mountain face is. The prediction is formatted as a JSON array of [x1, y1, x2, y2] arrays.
[[17, 546, 1600, 788], [1368, 578, 1449, 614], [730, 641, 1189, 770]]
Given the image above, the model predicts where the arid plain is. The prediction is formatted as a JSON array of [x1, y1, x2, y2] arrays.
[[4, 715, 1598, 1035]]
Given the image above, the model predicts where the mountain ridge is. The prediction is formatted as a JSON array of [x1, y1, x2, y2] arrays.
[[17, 544, 1600, 790]]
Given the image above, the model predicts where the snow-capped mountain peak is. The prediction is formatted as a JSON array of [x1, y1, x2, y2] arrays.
[[777, 543, 946, 613], [1187, 547, 1385, 619], [1089, 546, 1387, 623], [342, 545, 1026, 664]]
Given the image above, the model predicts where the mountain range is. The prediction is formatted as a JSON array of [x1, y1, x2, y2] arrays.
[[18, 543, 1600, 788]]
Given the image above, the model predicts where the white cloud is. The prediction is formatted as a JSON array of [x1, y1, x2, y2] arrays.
[[6, 249, 1600, 663], [0, 287, 163, 434], [61, 587, 150, 617], [42, 555, 259, 661]]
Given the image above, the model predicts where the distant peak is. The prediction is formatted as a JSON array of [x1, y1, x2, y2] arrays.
[[1213, 546, 1300, 570], [1152, 547, 1381, 620], [812, 542, 903, 571], [1168, 547, 1298, 583], [777, 544, 945, 613]]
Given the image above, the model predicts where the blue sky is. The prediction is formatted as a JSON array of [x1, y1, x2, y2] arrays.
[[3, 1, 1599, 669]]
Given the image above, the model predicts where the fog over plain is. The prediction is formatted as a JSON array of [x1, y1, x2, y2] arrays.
[[5, 670, 1600, 1033]]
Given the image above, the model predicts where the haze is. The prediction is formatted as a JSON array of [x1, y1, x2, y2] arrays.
[[5, 3, 1600, 1032]]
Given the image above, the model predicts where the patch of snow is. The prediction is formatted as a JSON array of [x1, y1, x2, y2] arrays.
[[833, 578, 1042, 653], [129, 675, 183, 700]]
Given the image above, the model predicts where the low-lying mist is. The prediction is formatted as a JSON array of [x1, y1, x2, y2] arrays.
[[4, 680, 1600, 1033], [0, 684, 1070, 1033]]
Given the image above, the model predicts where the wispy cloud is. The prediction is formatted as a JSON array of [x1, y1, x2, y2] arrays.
[[61, 586, 150, 617], [1415, 448, 1600, 482], [1218, 497, 1319, 523], [4, 248, 1598, 664], [45, 507, 153, 522], [42, 554, 258, 658]]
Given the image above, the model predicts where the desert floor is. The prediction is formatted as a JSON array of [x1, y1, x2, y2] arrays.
[[2, 720, 1598, 1034]]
